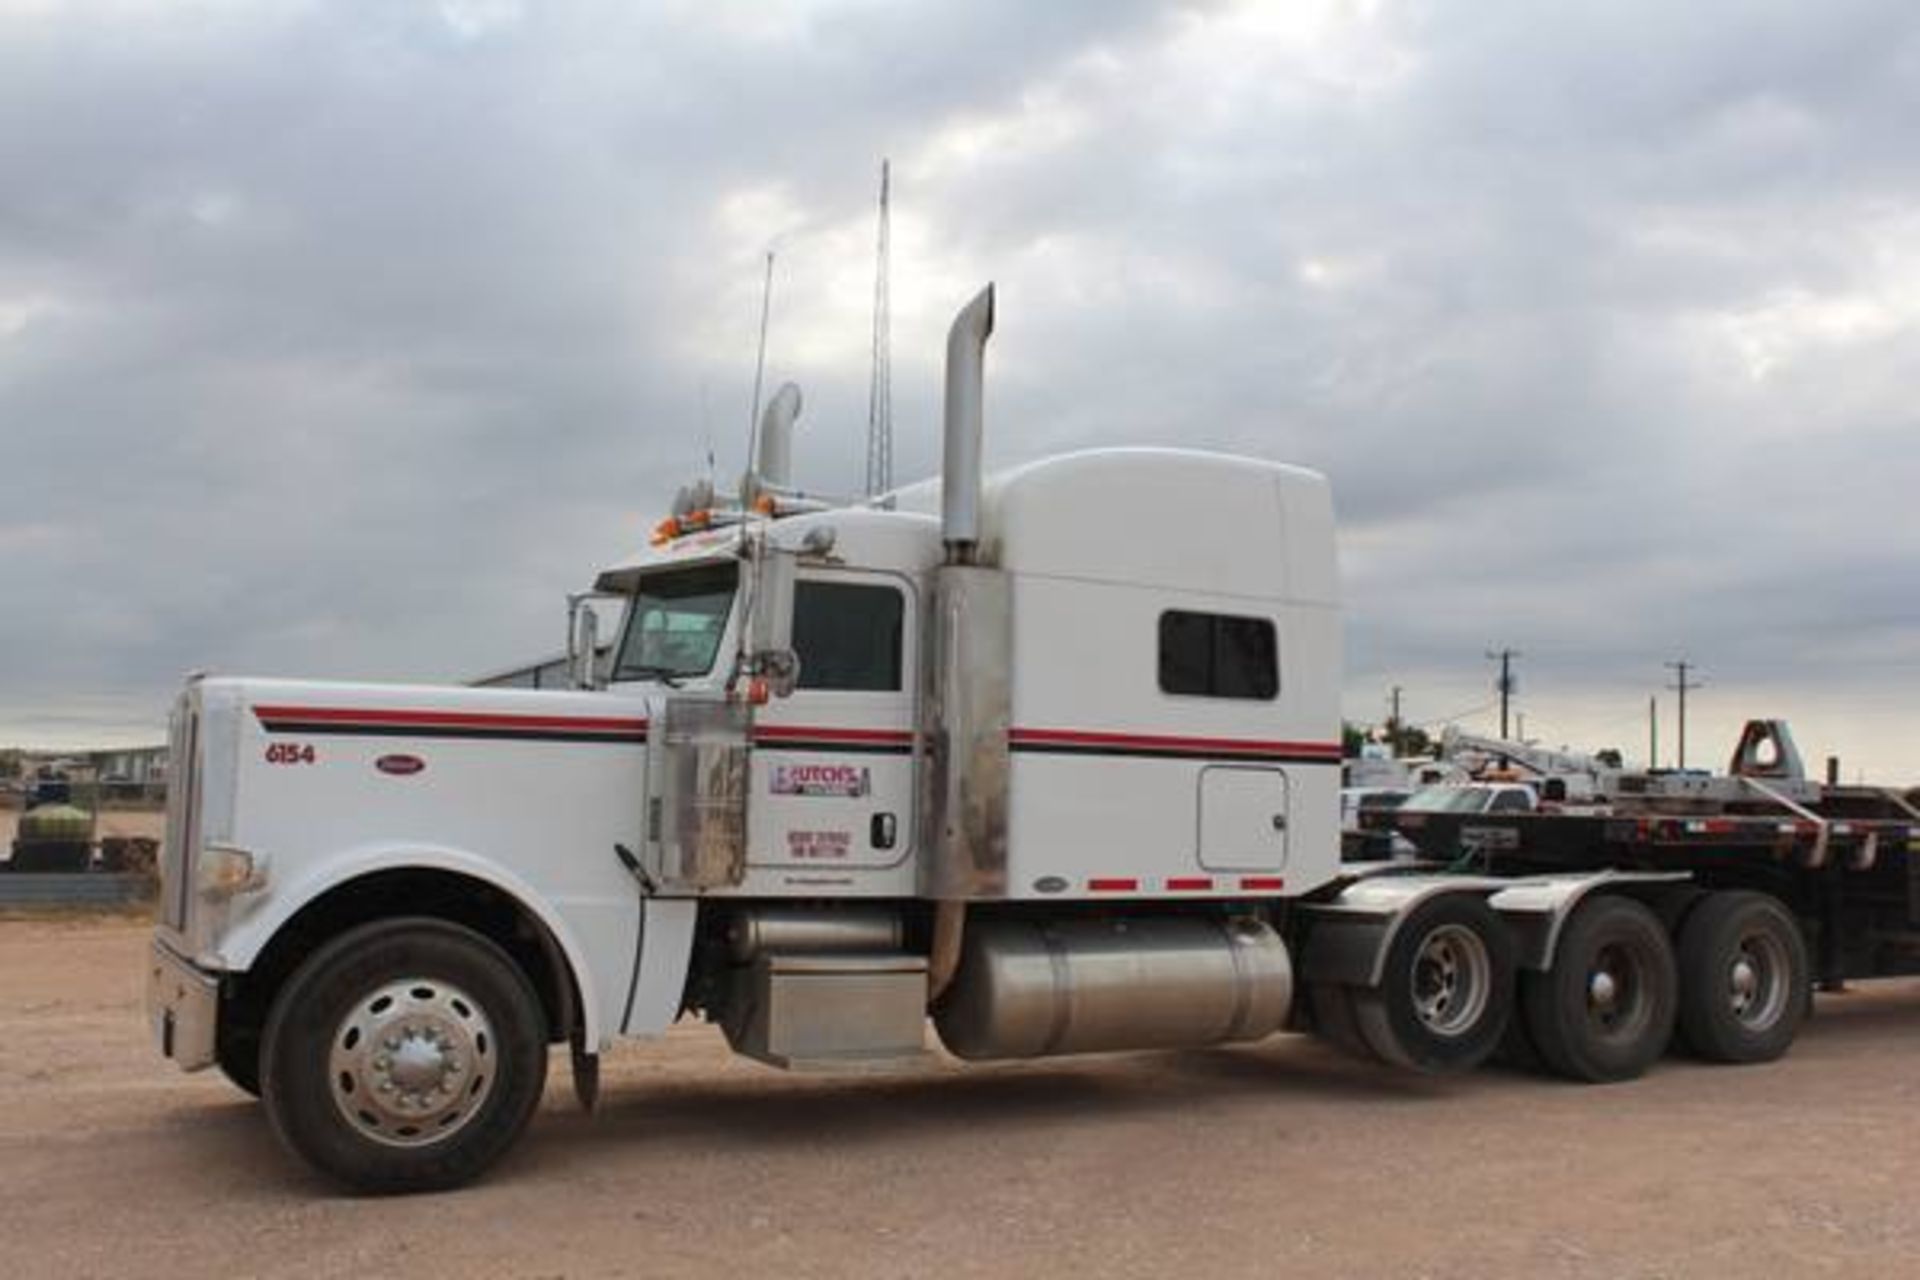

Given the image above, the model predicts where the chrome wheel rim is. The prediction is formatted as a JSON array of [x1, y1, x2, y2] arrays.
[[328, 978, 497, 1148], [1410, 923, 1493, 1037], [1727, 930, 1790, 1030]]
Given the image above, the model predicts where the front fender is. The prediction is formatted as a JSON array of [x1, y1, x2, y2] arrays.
[[215, 841, 627, 1049]]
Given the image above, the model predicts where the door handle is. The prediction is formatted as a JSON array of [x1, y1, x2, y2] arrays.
[[1270, 814, 1288, 832], [871, 812, 898, 850]]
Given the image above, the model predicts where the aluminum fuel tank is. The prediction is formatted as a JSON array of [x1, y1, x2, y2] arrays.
[[934, 915, 1292, 1060]]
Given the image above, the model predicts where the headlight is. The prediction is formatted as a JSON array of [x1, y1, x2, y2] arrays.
[[197, 845, 269, 899]]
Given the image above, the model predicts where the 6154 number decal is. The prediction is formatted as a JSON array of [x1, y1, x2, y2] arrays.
[[264, 742, 317, 765]]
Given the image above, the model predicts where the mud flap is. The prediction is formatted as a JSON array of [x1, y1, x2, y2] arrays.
[[570, 1031, 600, 1113]]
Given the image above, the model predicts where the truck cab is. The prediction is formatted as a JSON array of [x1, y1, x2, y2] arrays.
[[143, 284, 1379, 1195]]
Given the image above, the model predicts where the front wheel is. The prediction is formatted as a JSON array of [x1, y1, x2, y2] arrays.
[[261, 918, 549, 1194]]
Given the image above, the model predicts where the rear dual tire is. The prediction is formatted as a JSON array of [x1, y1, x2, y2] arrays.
[[1674, 891, 1807, 1064], [1520, 895, 1677, 1083], [1514, 891, 1807, 1082], [1318, 889, 1807, 1084], [1314, 895, 1515, 1074]]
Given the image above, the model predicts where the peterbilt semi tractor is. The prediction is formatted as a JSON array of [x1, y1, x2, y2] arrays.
[[148, 285, 1895, 1193]]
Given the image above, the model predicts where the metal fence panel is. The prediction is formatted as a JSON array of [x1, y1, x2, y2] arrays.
[[0, 873, 156, 908]]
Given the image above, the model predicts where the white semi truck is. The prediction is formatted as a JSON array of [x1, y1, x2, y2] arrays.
[[149, 286, 1872, 1192]]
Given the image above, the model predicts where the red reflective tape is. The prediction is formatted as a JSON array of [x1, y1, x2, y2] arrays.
[[1166, 876, 1213, 891], [253, 705, 649, 733], [1239, 876, 1287, 891], [1088, 877, 1138, 892]]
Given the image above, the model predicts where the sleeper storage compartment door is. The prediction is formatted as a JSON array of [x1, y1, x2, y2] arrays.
[[1198, 765, 1289, 871]]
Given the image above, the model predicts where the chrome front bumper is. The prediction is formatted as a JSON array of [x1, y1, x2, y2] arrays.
[[147, 941, 219, 1072]]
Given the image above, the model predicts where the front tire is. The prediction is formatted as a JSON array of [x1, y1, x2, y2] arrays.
[[261, 918, 549, 1194], [215, 1018, 263, 1098]]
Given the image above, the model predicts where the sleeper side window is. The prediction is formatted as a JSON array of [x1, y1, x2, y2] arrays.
[[1158, 610, 1279, 700], [793, 581, 904, 692]]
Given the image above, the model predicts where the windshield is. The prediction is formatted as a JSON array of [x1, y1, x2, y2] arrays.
[[1402, 785, 1495, 814], [611, 562, 738, 683]]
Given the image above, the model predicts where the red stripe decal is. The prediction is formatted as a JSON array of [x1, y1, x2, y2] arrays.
[[1239, 876, 1287, 891], [253, 705, 649, 733], [1088, 877, 1138, 892], [1009, 727, 1341, 759], [1166, 877, 1213, 891]]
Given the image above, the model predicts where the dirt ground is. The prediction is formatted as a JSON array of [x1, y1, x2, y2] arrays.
[[3, 917, 1919, 1279]]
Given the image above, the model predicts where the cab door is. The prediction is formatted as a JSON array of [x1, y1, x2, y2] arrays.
[[749, 570, 917, 872]]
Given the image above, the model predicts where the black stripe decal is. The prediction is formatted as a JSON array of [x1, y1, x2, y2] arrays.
[[753, 739, 913, 756], [1010, 741, 1338, 765]]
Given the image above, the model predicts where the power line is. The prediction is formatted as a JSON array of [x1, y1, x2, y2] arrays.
[[1413, 698, 1500, 730]]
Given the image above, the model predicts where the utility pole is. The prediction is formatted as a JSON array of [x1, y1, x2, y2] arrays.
[[1388, 685, 1403, 756], [1486, 648, 1521, 740], [1648, 695, 1658, 770], [1665, 660, 1703, 771]]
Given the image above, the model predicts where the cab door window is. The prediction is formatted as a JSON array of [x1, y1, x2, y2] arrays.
[[792, 582, 904, 691]]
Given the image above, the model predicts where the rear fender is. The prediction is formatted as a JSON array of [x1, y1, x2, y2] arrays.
[[1299, 868, 1693, 987]]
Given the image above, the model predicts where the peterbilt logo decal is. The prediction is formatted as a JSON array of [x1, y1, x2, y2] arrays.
[[770, 763, 869, 798], [376, 754, 426, 776]]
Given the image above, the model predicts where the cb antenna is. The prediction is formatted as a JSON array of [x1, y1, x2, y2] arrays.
[[744, 248, 776, 480], [864, 159, 893, 497], [699, 380, 716, 489]]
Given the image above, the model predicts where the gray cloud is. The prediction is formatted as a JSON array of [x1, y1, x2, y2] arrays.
[[3, 0, 1918, 779]]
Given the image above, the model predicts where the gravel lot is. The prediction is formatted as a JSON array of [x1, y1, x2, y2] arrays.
[[4, 915, 1919, 1279]]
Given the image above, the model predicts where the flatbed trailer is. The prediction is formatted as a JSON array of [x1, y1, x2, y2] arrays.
[[1359, 733, 1920, 995]]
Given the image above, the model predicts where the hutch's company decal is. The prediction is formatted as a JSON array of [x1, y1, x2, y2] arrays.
[[770, 762, 870, 798]]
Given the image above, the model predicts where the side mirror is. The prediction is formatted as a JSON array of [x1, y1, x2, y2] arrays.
[[741, 536, 800, 699], [567, 595, 603, 690]]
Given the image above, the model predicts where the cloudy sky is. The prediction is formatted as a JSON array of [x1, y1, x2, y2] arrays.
[[4, 0, 1918, 780]]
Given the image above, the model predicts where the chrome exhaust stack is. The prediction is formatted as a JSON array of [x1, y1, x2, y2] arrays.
[[744, 381, 802, 504], [940, 284, 994, 564], [921, 285, 1009, 911]]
